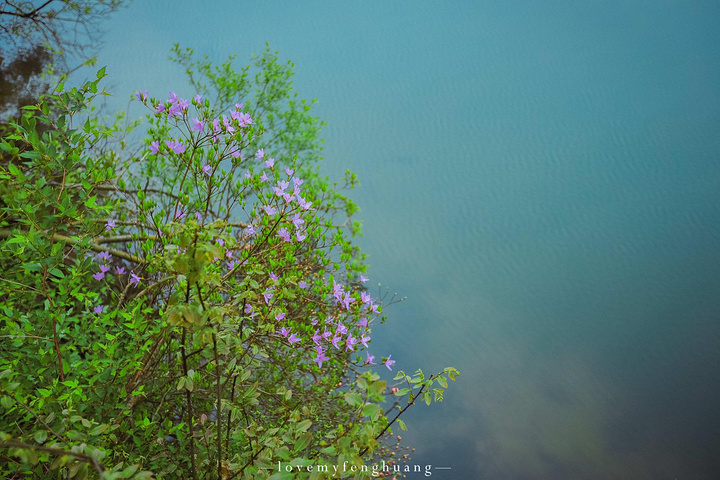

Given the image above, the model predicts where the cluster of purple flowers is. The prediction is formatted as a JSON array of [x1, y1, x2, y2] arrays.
[[264, 274, 395, 371], [134, 90, 396, 374]]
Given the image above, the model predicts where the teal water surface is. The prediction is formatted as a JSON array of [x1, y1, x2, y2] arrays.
[[88, 1, 720, 478]]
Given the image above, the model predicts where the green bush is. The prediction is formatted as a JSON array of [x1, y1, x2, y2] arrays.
[[0, 50, 457, 479]]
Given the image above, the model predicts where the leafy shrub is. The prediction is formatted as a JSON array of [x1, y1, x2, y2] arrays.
[[0, 50, 457, 479]]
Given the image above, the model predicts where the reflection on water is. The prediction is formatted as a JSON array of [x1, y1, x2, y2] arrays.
[[89, 1, 720, 477]]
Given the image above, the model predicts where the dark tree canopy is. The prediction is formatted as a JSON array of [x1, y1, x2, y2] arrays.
[[0, 0, 126, 120]]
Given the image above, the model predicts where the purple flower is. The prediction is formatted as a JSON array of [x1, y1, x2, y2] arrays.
[[222, 115, 235, 133], [212, 119, 221, 132], [360, 292, 371, 306], [193, 94, 203, 105], [358, 317, 369, 328], [277, 228, 291, 242], [202, 164, 212, 176], [191, 118, 204, 132], [165, 140, 186, 155], [359, 335, 371, 348], [235, 103, 244, 110], [150, 140, 160, 154], [238, 113, 253, 127], [92, 272, 105, 281], [168, 103, 182, 117], [291, 213, 305, 229], [93, 305, 104, 314], [296, 232, 306, 242], [313, 348, 329, 368], [264, 158, 275, 169], [155, 104, 166, 114], [256, 148, 265, 159], [331, 334, 342, 350], [336, 322, 348, 336], [269, 272, 278, 281], [312, 330, 322, 345], [384, 355, 395, 371], [174, 208, 186, 220], [263, 290, 274, 304], [99, 264, 110, 273], [117, 266, 126, 275], [278, 326, 290, 338], [231, 149, 243, 160], [260, 172, 269, 183], [130, 273, 141, 287], [105, 219, 116, 231], [285, 167, 294, 176], [360, 275, 369, 283], [298, 280, 308, 289], [246, 224, 256, 236], [195, 211, 202, 222], [292, 177, 304, 187], [244, 304, 254, 314], [98, 251, 111, 262], [297, 197, 313, 210], [178, 98, 190, 111], [288, 333, 301, 345], [345, 334, 357, 352], [366, 352, 376, 365], [283, 193, 294, 204], [262, 205, 277, 216], [167, 91, 178, 103], [135, 90, 148, 102], [275, 312, 286, 321]]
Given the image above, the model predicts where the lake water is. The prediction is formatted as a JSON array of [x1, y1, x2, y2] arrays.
[[87, 1, 720, 478]]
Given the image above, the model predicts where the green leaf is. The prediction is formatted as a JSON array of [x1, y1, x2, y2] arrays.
[[397, 419, 407, 431], [89, 424, 107, 436], [294, 432, 312, 452], [344, 392, 363, 408], [8, 163, 20, 177], [437, 376, 448, 388], [34, 430, 47, 443], [296, 419, 312, 432], [362, 403, 383, 421]]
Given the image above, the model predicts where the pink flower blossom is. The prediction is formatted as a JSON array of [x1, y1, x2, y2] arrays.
[[165, 140, 186, 155], [191, 118, 204, 132]]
